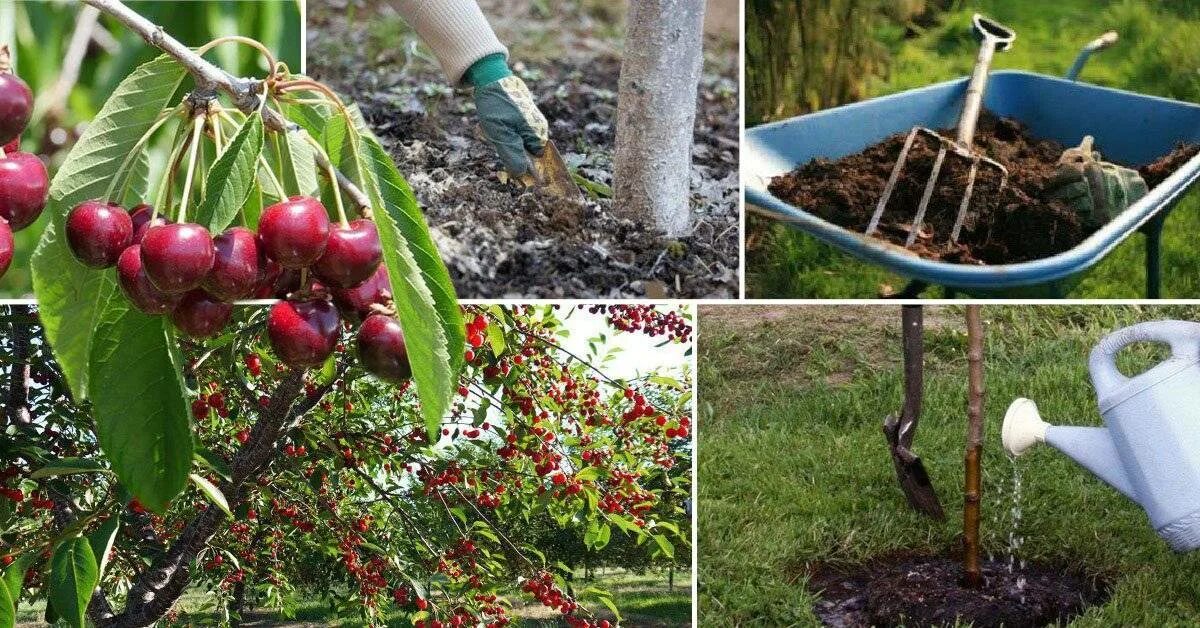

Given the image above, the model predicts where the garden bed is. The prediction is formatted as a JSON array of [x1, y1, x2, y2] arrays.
[[307, 1, 739, 298], [767, 113, 1199, 265], [804, 550, 1110, 628]]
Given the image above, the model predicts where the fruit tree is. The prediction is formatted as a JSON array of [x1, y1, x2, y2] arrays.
[[0, 0, 695, 624]]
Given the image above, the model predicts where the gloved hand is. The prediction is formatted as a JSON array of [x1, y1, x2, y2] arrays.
[[465, 53, 549, 177], [1043, 135, 1148, 230]]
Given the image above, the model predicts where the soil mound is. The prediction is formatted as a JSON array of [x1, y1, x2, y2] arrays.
[[768, 113, 1198, 264]]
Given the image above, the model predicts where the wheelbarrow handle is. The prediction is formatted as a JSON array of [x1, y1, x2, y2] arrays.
[[957, 14, 1016, 148], [1067, 31, 1119, 81]]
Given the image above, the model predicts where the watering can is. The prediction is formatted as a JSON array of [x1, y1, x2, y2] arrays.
[[1002, 320, 1200, 552]]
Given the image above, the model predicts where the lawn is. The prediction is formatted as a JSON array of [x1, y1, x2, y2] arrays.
[[18, 569, 692, 627], [697, 304, 1200, 625], [746, 0, 1200, 298]]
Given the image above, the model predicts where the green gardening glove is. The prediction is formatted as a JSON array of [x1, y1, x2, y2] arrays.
[[1043, 135, 1148, 230], [465, 53, 549, 177]]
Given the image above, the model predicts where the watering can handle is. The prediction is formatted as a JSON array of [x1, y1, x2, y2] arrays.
[[1088, 320, 1200, 392]]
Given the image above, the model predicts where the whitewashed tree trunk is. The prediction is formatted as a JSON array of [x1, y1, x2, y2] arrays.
[[614, 0, 706, 237]]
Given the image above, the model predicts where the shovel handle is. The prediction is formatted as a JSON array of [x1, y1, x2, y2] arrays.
[[1088, 320, 1200, 392]]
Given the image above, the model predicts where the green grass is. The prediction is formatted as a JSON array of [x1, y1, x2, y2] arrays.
[[747, 0, 1200, 298], [698, 304, 1200, 626]]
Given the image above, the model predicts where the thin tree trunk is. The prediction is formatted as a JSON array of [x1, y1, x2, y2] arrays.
[[614, 0, 706, 237], [963, 305, 985, 588], [883, 305, 944, 519]]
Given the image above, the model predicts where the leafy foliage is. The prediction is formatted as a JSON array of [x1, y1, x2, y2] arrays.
[[0, 304, 693, 626]]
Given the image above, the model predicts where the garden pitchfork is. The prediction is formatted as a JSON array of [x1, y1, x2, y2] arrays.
[[866, 14, 1016, 247]]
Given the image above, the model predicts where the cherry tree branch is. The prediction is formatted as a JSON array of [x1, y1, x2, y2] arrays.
[[79, 0, 373, 210]]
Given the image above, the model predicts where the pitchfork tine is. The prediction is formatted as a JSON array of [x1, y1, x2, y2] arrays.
[[905, 145, 947, 247], [867, 128, 920, 236], [949, 158, 981, 244]]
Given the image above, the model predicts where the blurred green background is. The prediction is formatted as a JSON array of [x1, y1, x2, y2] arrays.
[[0, 0, 302, 297], [745, 0, 1200, 298]]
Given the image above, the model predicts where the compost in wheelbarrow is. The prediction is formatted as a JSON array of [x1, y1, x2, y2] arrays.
[[768, 112, 1199, 264]]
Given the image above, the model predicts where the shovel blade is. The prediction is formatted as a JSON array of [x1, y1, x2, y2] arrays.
[[522, 140, 582, 199]]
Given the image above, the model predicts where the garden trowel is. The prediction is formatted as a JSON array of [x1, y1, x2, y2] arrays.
[[520, 140, 582, 199]]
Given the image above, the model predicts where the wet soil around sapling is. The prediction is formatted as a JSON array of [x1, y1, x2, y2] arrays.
[[768, 113, 1199, 264], [803, 551, 1110, 628], [306, 2, 739, 298]]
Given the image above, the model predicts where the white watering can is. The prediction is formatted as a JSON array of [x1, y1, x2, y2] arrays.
[[1002, 320, 1200, 552]]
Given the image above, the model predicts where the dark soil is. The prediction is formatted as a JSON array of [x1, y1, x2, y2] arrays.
[[804, 551, 1110, 628], [306, 1, 739, 298], [768, 113, 1200, 264]]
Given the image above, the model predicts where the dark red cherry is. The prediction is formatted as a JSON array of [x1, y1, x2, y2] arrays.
[[169, 290, 232, 338], [0, 219, 12, 277], [331, 265, 391, 323], [312, 219, 382, 288], [0, 74, 33, 145], [357, 314, 411, 382], [140, 223, 215, 294], [202, 227, 261, 301], [65, 200, 132, 268], [2, 138, 17, 154], [0, 151, 48, 231], [129, 203, 169, 243], [116, 244, 181, 315], [257, 196, 330, 269], [267, 298, 340, 368]]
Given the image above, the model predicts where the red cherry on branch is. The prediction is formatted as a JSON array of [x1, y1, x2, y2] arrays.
[[117, 244, 182, 314], [357, 314, 412, 383], [0, 151, 48, 230], [203, 226, 261, 301], [169, 290, 231, 338], [66, 200, 133, 268], [268, 298, 340, 367], [141, 223, 215, 293], [0, 73, 33, 145], [258, 196, 330, 269]]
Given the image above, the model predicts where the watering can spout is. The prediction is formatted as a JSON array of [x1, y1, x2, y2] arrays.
[[1002, 398, 1138, 501]]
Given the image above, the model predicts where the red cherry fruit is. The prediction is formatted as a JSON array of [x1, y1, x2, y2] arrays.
[[357, 314, 412, 383], [129, 203, 169, 243], [2, 138, 16, 153], [312, 219, 382, 288], [65, 200, 133, 268], [140, 223, 215, 293], [0, 151, 48, 231], [116, 245, 182, 314], [0, 219, 12, 277], [267, 298, 340, 367], [203, 227, 261, 301], [169, 290, 232, 338], [331, 265, 391, 323], [257, 196, 330, 269], [0, 74, 33, 145]]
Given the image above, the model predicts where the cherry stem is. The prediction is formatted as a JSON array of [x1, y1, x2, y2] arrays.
[[302, 132, 350, 227], [195, 35, 278, 82], [279, 82, 372, 199], [155, 120, 195, 221], [177, 114, 206, 223], [103, 105, 180, 206], [215, 108, 286, 201], [210, 110, 224, 157]]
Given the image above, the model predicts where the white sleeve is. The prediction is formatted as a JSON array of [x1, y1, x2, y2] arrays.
[[388, 0, 508, 85]]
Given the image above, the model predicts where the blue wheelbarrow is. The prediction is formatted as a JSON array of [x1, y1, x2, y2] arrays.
[[745, 30, 1200, 298]]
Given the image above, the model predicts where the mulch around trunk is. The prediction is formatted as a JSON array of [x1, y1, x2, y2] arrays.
[[802, 550, 1110, 628]]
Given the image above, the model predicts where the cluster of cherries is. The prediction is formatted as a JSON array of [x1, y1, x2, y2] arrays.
[[64, 191, 412, 380], [0, 61, 49, 275], [583, 304, 693, 343]]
